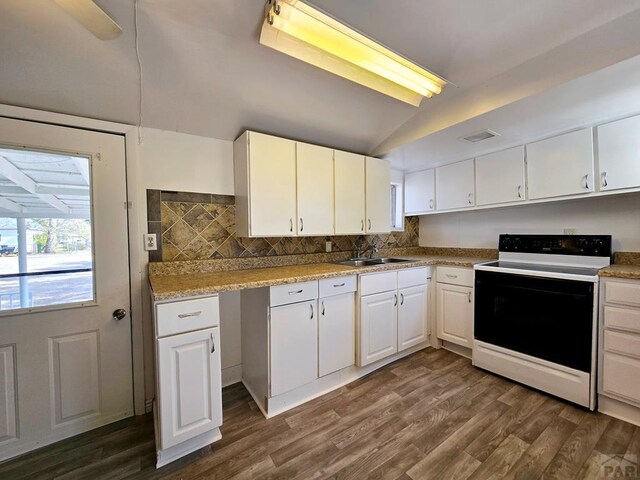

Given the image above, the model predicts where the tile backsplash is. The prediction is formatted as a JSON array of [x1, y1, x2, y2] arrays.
[[147, 190, 419, 262]]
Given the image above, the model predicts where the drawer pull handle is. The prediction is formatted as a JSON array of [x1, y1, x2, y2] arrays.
[[445, 274, 458, 279], [289, 289, 304, 295], [210, 333, 215, 354], [178, 311, 202, 319], [333, 283, 346, 287]]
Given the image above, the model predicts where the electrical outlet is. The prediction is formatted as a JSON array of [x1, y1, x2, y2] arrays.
[[563, 228, 577, 235], [144, 233, 157, 251], [325, 241, 332, 253]]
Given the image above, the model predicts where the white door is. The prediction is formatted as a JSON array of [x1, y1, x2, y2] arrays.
[[398, 285, 427, 351], [597, 115, 640, 191], [527, 128, 594, 200], [334, 150, 365, 234], [157, 327, 222, 449], [404, 169, 435, 214], [248, 132, 297, 236], [359, 291, 398, 366], [475, 147, 525, 205], [365, 156, 391, 233], [318, 293, 355, 377], [436, 283, 473, 348], [0, 117, 132, 461], [436, 159, 475, 210], [270, 300, 318, 396], [296, 143, 334, 235]]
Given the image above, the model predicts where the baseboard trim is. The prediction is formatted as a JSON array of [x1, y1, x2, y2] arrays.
[[222, 364, 242, 387], [598, 395, 640, 427]]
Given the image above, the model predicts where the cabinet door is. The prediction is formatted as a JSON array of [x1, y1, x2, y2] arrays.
[[270, 300, 318, 396], [297, 142, 334, 235], [157, 327, 222, 449], [365, 156, 391, 233], [398, 285, 427, 351], [526, 129, 594, 200], [319, 293, 355, 377], [436, 159, 475, 210], [359, 291, 398, 366], [475, 147, 525, 205], [334, 150, 365, 234], [597, 115, 640, 191], [436, 283, 473, 348], [405, 169, 435, 214], [248, 132, 297, 236]]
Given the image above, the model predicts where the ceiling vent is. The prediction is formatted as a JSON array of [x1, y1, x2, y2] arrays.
[[460, 129, 500, 143]]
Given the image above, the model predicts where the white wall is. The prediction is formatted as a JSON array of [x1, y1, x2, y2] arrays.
[[419, 193, 640, 252], [137, 128, 241, 404]]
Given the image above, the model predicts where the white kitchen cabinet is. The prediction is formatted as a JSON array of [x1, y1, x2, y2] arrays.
[[234, 131, 297, 236], [365, 156, 391, 233], [475, 147, 525, 205], [296, 142, 334, 235], [526, 128, 594, 200], [398, 284, 428, 351], [157, 327, 222, 450], [334, 150, 366, 234], [359, 291, 398, 366], [436, 267, 473, 349], [319, 292, 355, 377], [404, 169, 435, 214], [597, 115, 640, 192], [270, 300, 318, 396], [436, 159, 475, 210]]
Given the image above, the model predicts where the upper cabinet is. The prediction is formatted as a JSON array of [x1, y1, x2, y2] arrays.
[[404, 169, 435, 215], [475, 146, 525, 206], [597, 115, 640, 192], [436, 159, 475, 210], [234, 131, 297, 237], [334, 151, 366, 235], [296, 143, 334, 235], [526, 129, 594, 200], [365, 156, 391, 234]]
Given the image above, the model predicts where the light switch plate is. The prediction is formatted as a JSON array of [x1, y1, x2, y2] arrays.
[[144, 233, 157, 251], [325, 241, 332, 253]]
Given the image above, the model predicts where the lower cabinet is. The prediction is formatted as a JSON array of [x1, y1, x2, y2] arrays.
[[436, 267, 474, 348], [270, 300, 318, 396], [398, 285, 428, 351], [319, 292, 355, 377], [359, 291, 398, 366]]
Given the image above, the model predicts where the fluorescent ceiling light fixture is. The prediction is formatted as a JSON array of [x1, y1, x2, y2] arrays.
[[260, 0, 447, 106]]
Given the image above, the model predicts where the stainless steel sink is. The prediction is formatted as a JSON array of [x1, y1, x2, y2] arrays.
[[334, 257, 415, 267], [369, 257, 414, 264]]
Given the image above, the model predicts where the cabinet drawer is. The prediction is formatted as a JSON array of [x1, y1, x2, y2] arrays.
[[604, 330, 640, 359], [604, 305, 640, 334], [359, 271, 397, 296], [156, 296, 219, 337], [319, 275, 357, 298], [270, 281, 318, 307], [437, 266, 474, 287], [398, 267, 429, 289], [605, 280, 640, 307], [602, 351, 640, 404]]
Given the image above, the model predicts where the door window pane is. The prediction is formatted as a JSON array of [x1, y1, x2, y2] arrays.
[[0, 147, 94, 312]]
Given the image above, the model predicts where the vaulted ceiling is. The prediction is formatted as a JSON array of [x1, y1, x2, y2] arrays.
[[1, 1, 640, 160]]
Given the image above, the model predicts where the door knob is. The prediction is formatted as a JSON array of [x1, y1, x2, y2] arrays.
[[113, 308, 127, 320]]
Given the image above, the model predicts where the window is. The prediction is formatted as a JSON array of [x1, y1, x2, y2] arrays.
[[390, 181, 404, 231]]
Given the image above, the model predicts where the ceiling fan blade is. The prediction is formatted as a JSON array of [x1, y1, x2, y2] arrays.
[[54, 0, 122, 40]]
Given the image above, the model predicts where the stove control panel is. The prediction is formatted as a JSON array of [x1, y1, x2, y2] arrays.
[[499, 234, 612, 257]]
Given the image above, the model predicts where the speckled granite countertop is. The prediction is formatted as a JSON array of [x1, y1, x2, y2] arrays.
[[598, 264, 640, 280], [149, 254, 491, 301]]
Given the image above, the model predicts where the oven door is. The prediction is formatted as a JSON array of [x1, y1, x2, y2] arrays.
[[474, 270, 594, 372]]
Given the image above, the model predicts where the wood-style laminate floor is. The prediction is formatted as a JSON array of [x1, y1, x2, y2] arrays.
[[2, 348, 639, 480]]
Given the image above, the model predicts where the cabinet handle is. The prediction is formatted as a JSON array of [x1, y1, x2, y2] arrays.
[[210, 333, 215, 354], [333, 283, 345, 288], [368, 219, 372, 230], [429, 198, 434, 210], [400, 293, 404, 305], [601, 171, 608, 188], [517, 185, 522, 199], [300, 217, 304, 232], [583, 174, 590, 190], [310, 303, 314, 319], [289, 218, 293, 232], [361, 219, 364, 232], [468, 292, 472, 303], [394, 294, 398, 306], [445, 274, 458, 279], [467, 193, 473, 205], [288, 289, 303, 295], [177, 311, 202, 319], [321, 301, 325, 316]]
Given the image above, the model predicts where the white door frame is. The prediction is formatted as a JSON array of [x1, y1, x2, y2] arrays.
[[0, 103, 147, 416]]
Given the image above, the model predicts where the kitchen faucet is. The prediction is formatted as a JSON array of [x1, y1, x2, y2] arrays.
[[354, 238, 378, 259]]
